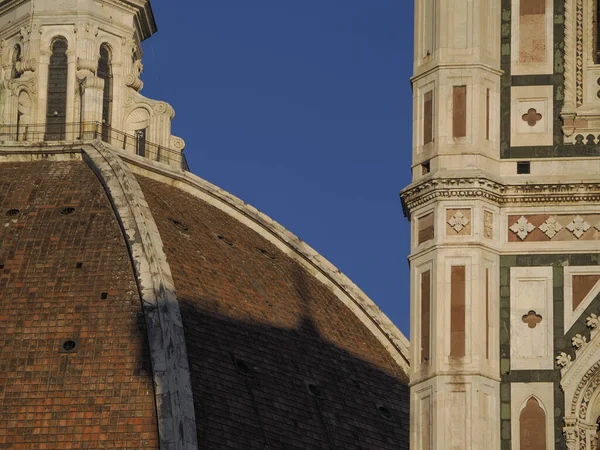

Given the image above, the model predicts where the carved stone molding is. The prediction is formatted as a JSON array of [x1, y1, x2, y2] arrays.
[[573, 334, 588, 350], [11, 74, 38, 96], [447, 210, 470, 233], [507, 214, 600, 242], [153, 101, 175, 118], [557, 352, 572, 368], [566, 215, 591, 238], [539, 216, 563, 238], [83, 76, 104, 90], [19, 24, 41, 44], [484, 211, 494, 239], [560, 0, 600, 142], [16, 58, 36, 74], [576, 0, 584, 107], [125, 72, 143, 91], [73, 22, 99, 38], [170, 136, 185, 151], [76, 58, 97, 75], [401, 176, 600, 217], [558, 306, 600, 450], [509, 216, 535, 240], [564, 0, 575, 111]]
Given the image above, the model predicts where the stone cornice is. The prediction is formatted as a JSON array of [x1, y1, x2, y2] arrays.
[[106, 0, 157, 40], [401, 176, 505, 217], [0, 0, 28, 16], [0, 0, 156, 41], [401, 175, 600, 217], [411, 62, 504, 85]]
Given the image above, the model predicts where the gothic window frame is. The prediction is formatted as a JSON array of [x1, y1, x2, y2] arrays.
[[511, 383, 555, 450], [45, 36, 69, 141], [518, 396, 547, 450]]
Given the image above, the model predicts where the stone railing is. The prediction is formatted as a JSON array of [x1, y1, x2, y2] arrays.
[[0, 121, 189, 170]]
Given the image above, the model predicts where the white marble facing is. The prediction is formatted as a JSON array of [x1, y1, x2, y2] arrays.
[[510, 0, 554, 75], [510, 267, 554, 370], [510, 85, 554, 147], [564, 266, 600, 334]]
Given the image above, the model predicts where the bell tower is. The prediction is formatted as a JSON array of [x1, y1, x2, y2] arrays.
[[403, 0, 502, 448], [0, 0, 185, 168], [406, 0, 600, 447]]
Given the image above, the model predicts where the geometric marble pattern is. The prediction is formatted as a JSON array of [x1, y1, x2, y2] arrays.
[[448, 211, 470, 233], [509, 216, 536, 240], [508, 214, 600, 242], [566, 215, 591, 239], [539, 216, 563, 238], [445, 209, 472, 236]]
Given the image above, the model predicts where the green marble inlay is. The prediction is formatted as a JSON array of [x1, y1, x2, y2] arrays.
[[500, 251, 600, 449]]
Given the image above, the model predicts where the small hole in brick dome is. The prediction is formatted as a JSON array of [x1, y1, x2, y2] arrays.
[[217, 235, 234, 246], [306, 382, 321, 397], [101, 292, 108, 300], [377, 404, 392, 420], [60, 207, 75, 215], [76, 262, 83, 269], [59, 338, 79, 353], [5, 209, 20, 217], [0, 264, 4, 270], [257, 248, 276, 260], [169, 218, 189, 232], [235, 359, 253, 375]]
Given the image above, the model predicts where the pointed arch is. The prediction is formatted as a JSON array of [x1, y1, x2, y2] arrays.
[[98, 43, 113, 142], [519, 396, 546, 450], [45, 37, 68, 141]]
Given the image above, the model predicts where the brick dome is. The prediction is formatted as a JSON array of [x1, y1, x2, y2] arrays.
[[0, 143, 410, 449], [0, 0, 409, 447]]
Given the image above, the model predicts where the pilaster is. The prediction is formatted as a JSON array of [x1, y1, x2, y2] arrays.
[[408, 0, 502, 448]]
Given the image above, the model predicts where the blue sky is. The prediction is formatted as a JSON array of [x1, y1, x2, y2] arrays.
[[141, 1, 414, 336]]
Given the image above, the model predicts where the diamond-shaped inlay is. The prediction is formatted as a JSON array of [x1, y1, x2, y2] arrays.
[[566, 215, 591, 239], [539, 217, 563, 239], [509, 216, 535, 240], [448, 211, 470, 233]]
